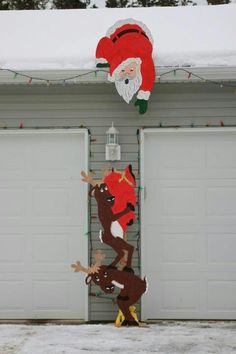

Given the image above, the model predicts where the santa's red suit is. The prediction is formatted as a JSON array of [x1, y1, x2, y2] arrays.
[[103, 165, 136, 238], [96, 19, 155, 101]]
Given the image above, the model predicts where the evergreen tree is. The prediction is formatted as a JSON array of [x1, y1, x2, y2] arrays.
[[179, 0, 193, 5], [106, 0, 129, 7], [130, 0, 178, 6], [207, 0, 230, 4], [0, 0, 10, 9], [0, 0, 47, 9], [52, 0, 90, 9]]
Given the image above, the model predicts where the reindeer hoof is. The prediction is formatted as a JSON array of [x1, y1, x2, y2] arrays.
[[123, 266, 134, 273], [122, 320, 139, 327], [127, 202, 135, 211]]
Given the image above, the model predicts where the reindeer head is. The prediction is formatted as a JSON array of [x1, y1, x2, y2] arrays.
[[71, 250, 123, 294], [85, 265, 117, 294], [91, 183, 115, 208]]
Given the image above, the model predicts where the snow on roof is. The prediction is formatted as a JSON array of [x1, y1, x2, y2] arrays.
[[0, 5, 235, 71]]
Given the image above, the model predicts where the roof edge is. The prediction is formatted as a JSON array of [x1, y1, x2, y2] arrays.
[[1, 66, 236, 85]]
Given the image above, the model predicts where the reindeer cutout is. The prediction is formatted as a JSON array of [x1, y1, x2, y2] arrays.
[[81, 165, 136, 272], [71, 251, 147, 327], [82, 165, 136, 237]]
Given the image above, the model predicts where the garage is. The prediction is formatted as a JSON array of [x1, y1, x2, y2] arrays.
[[141, 128, 236, 320], [0, 6, 236, 322], [0, 129, 88, 320]]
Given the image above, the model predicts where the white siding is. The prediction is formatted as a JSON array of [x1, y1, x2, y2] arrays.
[[0, 82, 236, 321]]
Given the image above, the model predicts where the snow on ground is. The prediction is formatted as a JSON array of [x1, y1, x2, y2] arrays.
[[0, 321, 236, 354], [0, 5, 236, 70]]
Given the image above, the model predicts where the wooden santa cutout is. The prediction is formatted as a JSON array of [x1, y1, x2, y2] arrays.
[[96, 19, 156, 114]]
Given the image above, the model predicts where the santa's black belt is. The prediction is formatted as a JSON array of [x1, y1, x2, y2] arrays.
[[112, 29, 149, 43]]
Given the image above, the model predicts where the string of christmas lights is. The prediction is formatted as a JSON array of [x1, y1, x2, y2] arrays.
[[1, 66, 236, 89]]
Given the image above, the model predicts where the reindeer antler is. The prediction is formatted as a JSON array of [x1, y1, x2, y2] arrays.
[[81, 171, 97, 187], [71, 252, 103, 275], [71, 261, 100, 274], [71, 261, 90, 274]]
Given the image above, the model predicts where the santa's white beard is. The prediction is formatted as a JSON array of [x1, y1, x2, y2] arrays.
[[115, 72, 142, 103]]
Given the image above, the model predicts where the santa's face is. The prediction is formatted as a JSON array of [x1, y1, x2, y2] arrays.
[[115, 61, 142, 103], [119, 61, 138, 80]]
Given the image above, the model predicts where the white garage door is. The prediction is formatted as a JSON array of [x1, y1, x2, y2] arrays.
[[0, 129, 88, 319], [141, 128, 236, 320]]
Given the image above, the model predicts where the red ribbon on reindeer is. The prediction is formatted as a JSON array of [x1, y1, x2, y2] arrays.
[[96, 19, 156, 114]]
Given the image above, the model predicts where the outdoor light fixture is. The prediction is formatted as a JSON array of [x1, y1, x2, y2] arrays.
[[105, 122, 121, 161]]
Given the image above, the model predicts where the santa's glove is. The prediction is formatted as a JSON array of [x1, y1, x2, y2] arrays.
[[96, 63, 110, 68], [134, 99, 148, 115]]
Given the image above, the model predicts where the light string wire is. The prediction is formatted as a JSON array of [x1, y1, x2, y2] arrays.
[[1, 66, 236, 88]]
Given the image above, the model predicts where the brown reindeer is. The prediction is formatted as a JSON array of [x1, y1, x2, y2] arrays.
[[71, 253, 147, 326], [91, 182, 135, 272], [82, 170, 135, 272]]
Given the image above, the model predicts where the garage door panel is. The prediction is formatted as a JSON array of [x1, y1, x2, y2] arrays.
[[0, 187, 26, 218], [141, 128, 236, 319], [32, 280, 70, 311], [30, 181, 85, 225], [31, 137, 84, 173], [0, 137, 26, 180], [160, 233, 197, 264], [145, 134, 236, 180], [145, 181, 204, 224], [206, 139, 236, 169], [31, 226, 86, 273], [143, 135, 205, 179], [160, 186, 198, 217], [31, 273, 85, 319], [0, 235, 25, 264], [0, 182, 86, 227], [207, 234, 236, 264], [0, 278, 27, 318], [207, 186, 236, 216], [207, 280, 236, 311], [32, 186, 70, 218], [161, 280, 200, 311], [143, 272, 203, 318], [144, 225, 200, 271]]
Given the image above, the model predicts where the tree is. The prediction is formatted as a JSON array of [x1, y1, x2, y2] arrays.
[[207, 0, 230, 4], [106, 0, 129, 7], [179, 0, 196, 5], [129, 0, 179, 6], [0, 0, 10, 9], [0, 0, 47, 9], [52, 0, 90, 9]]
